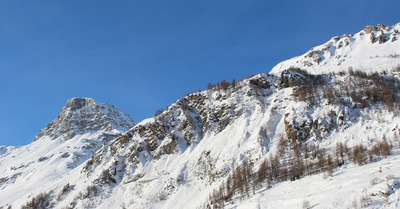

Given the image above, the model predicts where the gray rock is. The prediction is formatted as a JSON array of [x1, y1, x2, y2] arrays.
[[34, 98, 135, 141]]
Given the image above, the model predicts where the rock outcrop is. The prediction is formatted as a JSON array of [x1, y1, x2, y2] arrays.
[[34, 98, 135, 141]]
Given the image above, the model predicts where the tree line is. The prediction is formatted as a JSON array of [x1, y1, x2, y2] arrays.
[[205, 134, 397, 208]]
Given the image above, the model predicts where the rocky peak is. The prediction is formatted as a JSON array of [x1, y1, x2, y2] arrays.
[[270, 22, 400, 76], [63, 97, 96, 111], [34, 98, 135, 141]]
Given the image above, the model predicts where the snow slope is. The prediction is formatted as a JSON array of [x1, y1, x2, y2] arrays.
[[234, 151, 400, 209], [1, 23, 400, 209], [0, 98, 135, 208], [271, 23, 400, 75]]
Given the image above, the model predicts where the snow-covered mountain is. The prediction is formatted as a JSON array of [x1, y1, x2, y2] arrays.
[[1, 23, 400, 209], [34, 97, 135, 142], [0, 98, 135, 208], [271, 23, 400, 75]]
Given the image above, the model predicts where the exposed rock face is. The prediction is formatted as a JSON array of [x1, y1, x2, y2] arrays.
[[34, 98, 135, 141], [370, 32, 376, 43], [378, 31, 387, 44], [249, 76, 272, 89], [270, 23, 400, 76], [284, 113, 313, 142], [163, 139, 176, 154], [3, 23, 400, 209], [377, 24, 388, 30], [364, 25, 377, 34], [305, 50, 324, 64], [280, 67, 309, 87]]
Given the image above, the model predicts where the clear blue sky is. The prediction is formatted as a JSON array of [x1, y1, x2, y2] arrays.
[[0, 0, 399, 146]]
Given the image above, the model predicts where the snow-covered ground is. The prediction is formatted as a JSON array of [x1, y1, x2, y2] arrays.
[[1, 23, 400, 209], [270, 23, 400, 75], [234, 151, 400, 209]]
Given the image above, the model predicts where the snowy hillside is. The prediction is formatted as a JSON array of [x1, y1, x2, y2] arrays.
[[233, 151, 400, 209], [1, 23, 400, 209], [271, 23, 400, 75], [0, 98, 135, 208]]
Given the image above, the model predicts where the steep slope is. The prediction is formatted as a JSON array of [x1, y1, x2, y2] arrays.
[[1, 23, 400, 209], [233, 151, 400, 209], [70, 74, 281, 208], [35, 97, 135, 141], [271, 23, 400, 75], [0, 98, 135, 208], [83, 70, 400, 209]]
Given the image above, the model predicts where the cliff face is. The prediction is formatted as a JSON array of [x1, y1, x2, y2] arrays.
[[0, 98, 135, 208], [1, 23, 400, 209], [34, 97, 135, 141]]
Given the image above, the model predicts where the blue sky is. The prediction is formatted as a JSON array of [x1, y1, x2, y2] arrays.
[[0, 0, 399, 146]]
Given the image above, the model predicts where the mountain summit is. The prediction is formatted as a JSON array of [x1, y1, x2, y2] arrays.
[[1, 23, 400, 209], [271, 23, 400, 75], [34, 97, 135, 141], [0, 98, 135, 208]]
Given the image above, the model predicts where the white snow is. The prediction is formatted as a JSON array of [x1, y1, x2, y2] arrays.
[[233, 152, 400, 209], [1, 23, 400, 209], [270, 23, 400, 76]]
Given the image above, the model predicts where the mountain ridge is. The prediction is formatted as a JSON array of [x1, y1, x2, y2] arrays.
[[1, 22, 400, 209], [270, 23, 400, 75], [34, 97, 135, 142]]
